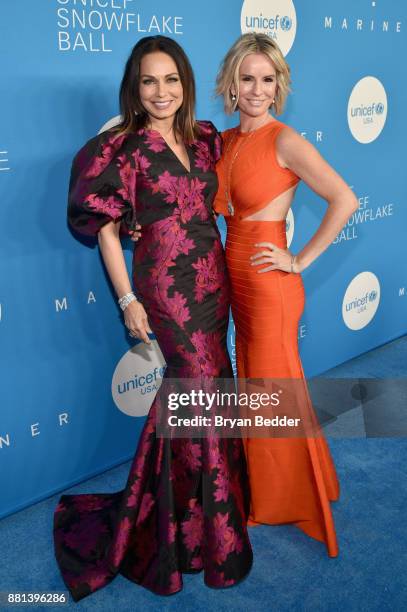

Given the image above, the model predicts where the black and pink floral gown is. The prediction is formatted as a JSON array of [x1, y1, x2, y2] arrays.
[[53, 121, 253, 601]]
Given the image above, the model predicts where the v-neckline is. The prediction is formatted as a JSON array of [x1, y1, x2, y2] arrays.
[[145, 128, 192, 174], [166, 141, 192, 174]]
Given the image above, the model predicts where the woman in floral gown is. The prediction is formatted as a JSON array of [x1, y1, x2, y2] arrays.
[[53, 36, 253, 602]]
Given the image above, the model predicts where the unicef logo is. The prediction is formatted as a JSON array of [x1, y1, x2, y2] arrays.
[[112, 340, 166, 416], [280, 16, 292, 31], [241, 0, 297, 56], [342, 271, 381, 331], [286, 207, 294, 248], [347, 76, 387, 144]]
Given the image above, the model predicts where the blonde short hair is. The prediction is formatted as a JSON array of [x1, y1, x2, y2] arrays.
[[216, 33, 291, 115]]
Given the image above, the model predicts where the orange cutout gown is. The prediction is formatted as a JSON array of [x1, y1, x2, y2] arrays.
[[214, 120, 340, 557]]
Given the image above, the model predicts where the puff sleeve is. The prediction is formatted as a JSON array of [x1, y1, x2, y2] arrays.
[[212, 124, 222, 165], [67, 130, 137, 237], [200, 120, 222, 164], [211, 126, 230, 216]]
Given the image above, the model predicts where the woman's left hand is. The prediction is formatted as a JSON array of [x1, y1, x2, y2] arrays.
[[250, 242, 300, 273]]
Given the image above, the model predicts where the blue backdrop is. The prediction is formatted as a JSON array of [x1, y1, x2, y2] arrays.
[[1, 0, 406, 518]]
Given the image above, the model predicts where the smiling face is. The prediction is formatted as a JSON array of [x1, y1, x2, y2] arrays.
[[139, 51, 184, 125], [233, 52, 277, 120]]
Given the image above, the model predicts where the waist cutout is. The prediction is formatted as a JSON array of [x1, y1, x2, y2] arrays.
[[226, 218, 287, 250]]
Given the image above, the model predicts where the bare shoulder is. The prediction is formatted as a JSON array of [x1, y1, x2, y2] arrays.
[[275, 124, 321, 168], [275, 124, 314, 154], [274, 123, 352, 200]]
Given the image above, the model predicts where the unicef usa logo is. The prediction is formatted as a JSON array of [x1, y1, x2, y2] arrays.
[[241, 0, 297, 56], [347, 76, 387, 143], [342, 271, 381, 330], [112, 340, 166, 416]]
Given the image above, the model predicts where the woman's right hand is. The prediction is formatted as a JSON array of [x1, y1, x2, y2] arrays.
[[124, 300, 152, 344]]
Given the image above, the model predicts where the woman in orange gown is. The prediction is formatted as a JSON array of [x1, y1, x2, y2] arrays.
[[214, 33, 359, 557]]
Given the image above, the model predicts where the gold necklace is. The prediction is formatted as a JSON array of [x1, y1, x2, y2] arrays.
[[224, 130, 256, 216]]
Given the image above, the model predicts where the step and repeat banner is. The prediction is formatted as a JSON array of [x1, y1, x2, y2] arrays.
[[1, 0, 406, 518]]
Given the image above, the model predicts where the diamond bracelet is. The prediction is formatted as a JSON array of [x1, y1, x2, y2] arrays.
[[118, 291, 138, 311]]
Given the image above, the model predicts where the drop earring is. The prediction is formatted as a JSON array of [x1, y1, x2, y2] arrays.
[[231, 92, 237, 101]]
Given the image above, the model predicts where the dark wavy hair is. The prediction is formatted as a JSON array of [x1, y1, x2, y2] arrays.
[[114, 36, 199, 143]]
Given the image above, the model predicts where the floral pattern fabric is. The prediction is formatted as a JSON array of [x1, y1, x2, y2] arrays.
[[54, 121, 253, 602]]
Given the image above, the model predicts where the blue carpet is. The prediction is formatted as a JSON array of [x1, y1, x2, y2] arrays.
[[1, 336, 406, 610]]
